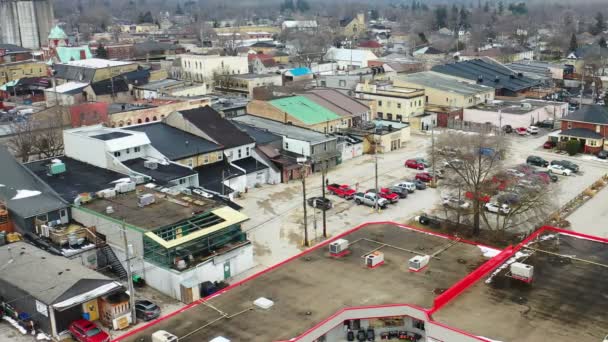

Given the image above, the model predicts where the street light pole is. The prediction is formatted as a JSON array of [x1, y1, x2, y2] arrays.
[[321, 161, 327, 238], [298, 158, 310, 247]]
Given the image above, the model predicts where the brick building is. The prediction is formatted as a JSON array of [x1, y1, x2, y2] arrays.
[[559, 105, 608, 154]]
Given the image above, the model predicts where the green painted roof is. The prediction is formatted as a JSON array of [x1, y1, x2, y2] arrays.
[[269, 96, 341, 125], [48, 25, 68, 40], [56, 46, 93, 63]]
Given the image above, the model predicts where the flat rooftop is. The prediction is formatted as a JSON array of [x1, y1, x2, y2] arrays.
[[118, 223, 490, 341], [470, 99, 564, 115], [230, 73, 280, 80], [108, 102, 157, 114], [80, 187, 219, 231], [64, 58, 135, 68], [432, 230, 608, 342]]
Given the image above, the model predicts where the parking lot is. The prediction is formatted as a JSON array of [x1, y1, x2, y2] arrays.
[[236, 130, 608, 269]]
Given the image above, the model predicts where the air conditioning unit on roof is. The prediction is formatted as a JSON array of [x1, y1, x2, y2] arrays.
[[144, 160, 158, 170], [329, 239, 349, 256], [409, 255, 430, 272]]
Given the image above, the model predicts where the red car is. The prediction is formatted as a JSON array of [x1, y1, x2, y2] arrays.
[[515, 127, 527, 136], [543, 141, 556, 149], [379, 188, 400, 203], [326, 183, 356, 199], [69, 319, 110, 342], [405, 159, 425, 170], [415, 172, 432, 182]]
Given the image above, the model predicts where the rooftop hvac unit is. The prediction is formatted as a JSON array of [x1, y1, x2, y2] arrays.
[[47, 161, 66, 175], [329, 239, 349, 257], [115, 181, 136, 193], [365, 251, 384, 269], [409, 255, 430, 272], [253, 297, 274, 310], [144, 160, 158, 170], [98, 189, 117, 198], [151, 330, 179, 342], [138, 193, 156, 207], [510, 262, 534, 282], [131, 175, 146, 184], [106, 206, 114, 214]]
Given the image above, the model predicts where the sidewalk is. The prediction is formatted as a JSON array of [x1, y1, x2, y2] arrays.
[[567, 185, 608, 238]]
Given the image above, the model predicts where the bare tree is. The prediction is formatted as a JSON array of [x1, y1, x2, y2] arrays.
[[7, 118, 38, 162], [34, 111, 65, 160]]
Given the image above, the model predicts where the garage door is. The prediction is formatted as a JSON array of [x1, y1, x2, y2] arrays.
[[53, 305, 84, 334]]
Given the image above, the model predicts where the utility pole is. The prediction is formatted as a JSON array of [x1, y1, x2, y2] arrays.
[[374, 138, 380, 212], [430, 126, 437, 187], [321, 160, 327, 238], [121, 220, 136, 324], [299, 158, 310, 247]]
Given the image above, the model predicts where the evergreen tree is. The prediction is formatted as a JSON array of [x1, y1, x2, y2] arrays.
[[418, 32, 428, 44], [370, 9, 379, 21], [498, 1, 504, 15], [593, 13, 606, 35], [569, 33, 578, 52], [483, 1, 489, 13], [459, 6, 469, 28], [176, 3, 184, 15], [599, 37, 607, 49], [96, 44, 108, 59], [435, 6, 448, 29]]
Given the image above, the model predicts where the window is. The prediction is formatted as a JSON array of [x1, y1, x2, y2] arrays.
[[324, 142, 327, 151], [378, 100, 383, 107], [324, 127, 327, 133], [246, 147, 250, 156], [396, 114, 403, 122], [203, 154, 209, 164], [567, 122, 572, 129], [187, 158, 194, 167], [238, 149, 242, 158], [425, 96, 429, 102], [126, 148, 130, 154], [114, 151, 121, 157], [397, 103, 401, 109], [330, 126, 334, 132], [387, 113, 393, 121], [446, 97, 449, 103], [134, 147, 141, 153], [338, 80, 346, 87], [217, 152, 223, 160], [597, 125, 601, 133], [387, 101, 392, 107], [179, 178, 186, 185], [589, 140, 598, 147], [321, 81, 327, 86], [285, 142, 289, 149], [418, 100, 421, 106], [377, 112, 383, 119]]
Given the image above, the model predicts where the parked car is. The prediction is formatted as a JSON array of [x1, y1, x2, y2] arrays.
[[515, 127, 528, 135], [543, 141, 556, 149], [388, 186, 408, 199], [506, 168, 526, 178], [135, 300, 161, 321], [443, 159, 464, 169], [410, 179, 427, 190], [414, 157, 430, 168], [405, 159, 425, 170], [307, 197, 333, 210], [367, 188, 399, 203], [442, 196, 470, 210], [597, 150, 608, 159], [394, 181, 416, 193], [550, 160, 579, 173], [526, 155, 549, 167], [517, 178, 542, 191], [354, 192, 389, 208], [415, 172, 432, 182], [69, 319, 110, 342], [326, 183, 356, 199], [527, 126, 540, 134], [502, 125, 513, 133], [533, 170, 558, 182], [485, 202, 511, 215], [537, 120, 555, 129], [428, 169, 445, 179], [515, 164, 536, 175], [547, 164, 572, 176]]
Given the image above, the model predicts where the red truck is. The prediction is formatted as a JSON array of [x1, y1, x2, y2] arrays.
[[327, 183, 356, 199], [379, 188, 400, 203]]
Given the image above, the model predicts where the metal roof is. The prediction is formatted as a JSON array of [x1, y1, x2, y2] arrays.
[[269, 96, 341, 125], [396, 71, 494, 96], [231, 115, 337, 143], [0, 146, 68, 219], [431, 59, 540, 92], [178, 106, 254, 148], [0, 242, 117, 305], [559, 128, 604, 139], [562, 105, 608, 125]]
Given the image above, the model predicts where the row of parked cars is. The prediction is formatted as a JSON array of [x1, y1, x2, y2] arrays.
[[526, 155, 580, 176]]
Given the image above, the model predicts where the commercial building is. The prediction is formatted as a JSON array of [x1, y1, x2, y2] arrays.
[[324, 47, 378, 70], [355, 81, 426, 123], [431, 59, 541, 97], [0, 242, 129, 339], [53, 58, 139, 84], [462, 99, 567, 130], [395, 71, 495, 108], [133, 78, 210, 99], [0, 60, 48, 84], [0, 0, 54, 49], [0, 43, 33, 63], [176, 55, 248, 83], [114, 223, 608, 342], [215, 73, 282, 98]]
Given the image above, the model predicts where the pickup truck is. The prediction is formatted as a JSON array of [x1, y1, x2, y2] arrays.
[[354, 192, 389, 209], [366, 188, 399, 203], [327, 183, 356, 199]]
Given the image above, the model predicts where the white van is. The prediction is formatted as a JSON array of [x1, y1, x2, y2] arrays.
[[394, 181, 416, 193]]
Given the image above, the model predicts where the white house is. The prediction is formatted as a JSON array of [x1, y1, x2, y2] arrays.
[[324, 47, 378, 70], [177, 55, 249, 83]]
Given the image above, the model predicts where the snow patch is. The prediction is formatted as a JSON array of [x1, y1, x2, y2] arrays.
[[3, 316, 27, 334], [144, 183, 157, 188], [11, 190, 41, 200], [0, 184, 5, 187], [61, 243, 95, 257], [476, 337, 503, 342], [559, 232, 605, 243], [111, 178, 132, 184], [36, 332, 51, 340], [485, 250, 532, 284], [52, 282, 122, 309], [581, 155, 608, 163], [478, 246, 501, 258]]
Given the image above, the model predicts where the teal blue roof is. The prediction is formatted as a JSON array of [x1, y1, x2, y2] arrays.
[[56, 46, 93, 63], [48, 25, 68, 40]]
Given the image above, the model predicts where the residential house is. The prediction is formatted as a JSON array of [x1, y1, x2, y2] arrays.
[[247, 95, 351, 134], [281, 20, 318, 32], [566, 45, 608, 73], [461, 99, 567, 130], [176, 55, 248, 83], [394, 71, 495, 108], [457, 47, 534, 63], [412, 46, 448, 67], [232, 115, 341, 172], [0, 44, 34, 63], [324, 47, 378, 70], [355, 81, 426, 123], [358, 40, 383, 55], [431, 59, 541, 96], [63, 125, 199, 188], [341, 119, 411, 153], [558, 105, 608, 154], [283, 67, 313, 83], [340, 13, 365, 37], [164, 106, 280, 192], [249, 41, 278, 55], [215, 73, 282, 98], [0, 146, 70, 234], [249, 53, 279, 74], [0, 242, 128, 339]]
